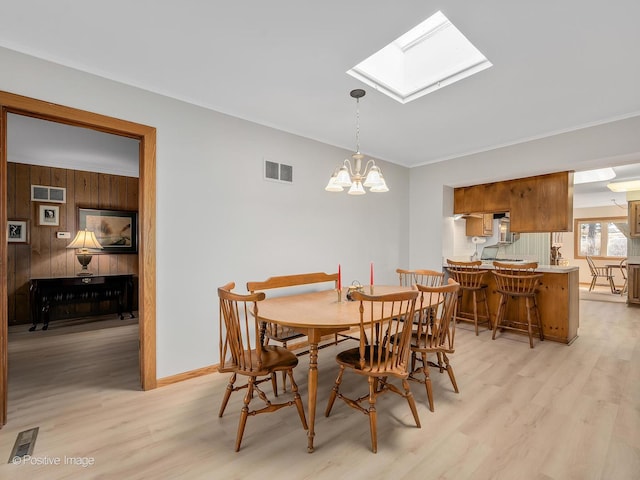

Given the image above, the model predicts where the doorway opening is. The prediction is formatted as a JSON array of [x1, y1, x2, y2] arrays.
[[1, 90, 157, 427]]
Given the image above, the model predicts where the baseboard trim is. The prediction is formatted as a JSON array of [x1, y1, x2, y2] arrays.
[[156, 328, 360, 387], [157, 365, 219, 387]]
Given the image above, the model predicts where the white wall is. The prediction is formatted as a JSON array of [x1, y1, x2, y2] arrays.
[[0, 47, 410, 377]]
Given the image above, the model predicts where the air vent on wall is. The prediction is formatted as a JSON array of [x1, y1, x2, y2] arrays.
[[31, 185, 66, 203], [264, 160, 293, 184]]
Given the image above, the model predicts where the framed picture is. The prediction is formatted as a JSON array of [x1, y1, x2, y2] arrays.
[[7, 219, 30, 244], [38, 205, 60, 226], [78, 208, 138, 254]]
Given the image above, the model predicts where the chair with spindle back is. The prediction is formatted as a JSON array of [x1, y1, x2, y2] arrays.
[[324, 289, 421, 453], [217, 282, 308, 451], [491, 262, 544, 348], [585, 255, 616, 293], [407, 279, 460, 412], [396, 268, 415, 287], [445, 259, 491, 335]]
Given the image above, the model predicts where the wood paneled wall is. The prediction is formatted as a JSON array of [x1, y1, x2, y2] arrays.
[[7, 162, 139, 325]]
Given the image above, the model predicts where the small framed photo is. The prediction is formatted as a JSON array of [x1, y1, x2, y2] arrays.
[[39, 205, 60, 226], [7, 219, 29, 244]]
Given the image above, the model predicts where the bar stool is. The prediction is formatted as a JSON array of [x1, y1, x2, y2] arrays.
[[445, 259, 491, 335], [491, 262, 544, 348]]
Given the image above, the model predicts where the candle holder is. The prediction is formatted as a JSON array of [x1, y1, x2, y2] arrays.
[[369, 285, 374, 294], [346, 281, 364, 301], [337, 288, 342, 303]]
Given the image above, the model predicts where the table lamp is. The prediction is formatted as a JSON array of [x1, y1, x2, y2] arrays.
[[67, 229, 103, 276]]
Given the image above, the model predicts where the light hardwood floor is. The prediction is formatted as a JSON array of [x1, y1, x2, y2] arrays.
[[1, 300, 639, 480]]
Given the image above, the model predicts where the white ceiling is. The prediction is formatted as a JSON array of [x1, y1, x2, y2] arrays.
[[2, 1, 640, 206]]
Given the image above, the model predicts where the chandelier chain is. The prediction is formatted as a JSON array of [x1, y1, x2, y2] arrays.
[[355, 97, 360, 154]]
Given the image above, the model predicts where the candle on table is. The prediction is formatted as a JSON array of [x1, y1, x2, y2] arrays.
[[370, 262, 374, 286], [338, 264, 342, 291]]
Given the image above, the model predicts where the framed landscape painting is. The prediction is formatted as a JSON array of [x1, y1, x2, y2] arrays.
[[78, 208, 138, 254]]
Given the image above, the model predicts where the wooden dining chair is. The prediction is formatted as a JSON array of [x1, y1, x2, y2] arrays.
[[585, 255, 616, 293], [247, 271, 339, 393], [409, 279, 460, 412], [396, 268, 415, 286], [413, 269, 445, 287], [445, 259, 491, 335], [324, 289, 421, 453], [491, 265, 544, 348], [217, 282, 308, 451]]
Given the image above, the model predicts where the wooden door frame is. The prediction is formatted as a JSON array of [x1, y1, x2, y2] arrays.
[[0, 90, 157, 426]]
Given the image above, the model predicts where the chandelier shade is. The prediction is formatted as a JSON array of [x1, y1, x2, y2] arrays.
[[325, 89, 389, 195]]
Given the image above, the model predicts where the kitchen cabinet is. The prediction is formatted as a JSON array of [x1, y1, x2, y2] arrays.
[[628, 263, 640, 305], [509, 172, 573, 232], [629, 200, 640, 238], [483, 181, 511, 212], [465, 214, 494, 236], [454, 185, 485, 214], [453, 171, 574, 232]]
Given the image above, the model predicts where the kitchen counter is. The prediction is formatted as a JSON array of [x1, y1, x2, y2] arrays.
[[627, 256, 640, 264], [443, 260, 579, 344], [480, 263, 579, 274], [444, 257, 579, 273]]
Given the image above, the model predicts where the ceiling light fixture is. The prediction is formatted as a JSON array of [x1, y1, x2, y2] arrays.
[[325, 89, 388, 195], [606, 179, 640, 192]]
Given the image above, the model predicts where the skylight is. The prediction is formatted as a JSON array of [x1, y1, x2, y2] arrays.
[[574, 168, 616, 184], [347, 11, 492, 104]]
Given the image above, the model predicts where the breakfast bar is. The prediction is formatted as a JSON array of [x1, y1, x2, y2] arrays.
[[447, 263, 580, 344]]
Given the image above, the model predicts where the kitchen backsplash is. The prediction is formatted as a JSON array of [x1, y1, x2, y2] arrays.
[[492, 233, 550, 264]]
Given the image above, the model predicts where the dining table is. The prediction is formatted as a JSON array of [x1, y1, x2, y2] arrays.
[[257, 284, 418, 453]]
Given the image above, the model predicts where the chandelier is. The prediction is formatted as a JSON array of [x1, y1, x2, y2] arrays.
[[325, 89, 389, 195]]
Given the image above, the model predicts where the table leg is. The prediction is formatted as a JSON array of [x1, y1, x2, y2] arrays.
[[307, 337, 319, 453]]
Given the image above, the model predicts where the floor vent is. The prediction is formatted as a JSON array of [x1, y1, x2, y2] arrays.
[[8, 427, 39, 463]]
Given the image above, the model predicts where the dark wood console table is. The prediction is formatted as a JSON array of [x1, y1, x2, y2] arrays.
[[29, 274, 135, 331]]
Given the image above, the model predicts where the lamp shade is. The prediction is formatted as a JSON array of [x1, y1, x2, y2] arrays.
[[67, 229, 103, 250]]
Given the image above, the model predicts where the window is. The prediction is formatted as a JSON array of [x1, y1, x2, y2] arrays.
[[574, 217, 628, 259]]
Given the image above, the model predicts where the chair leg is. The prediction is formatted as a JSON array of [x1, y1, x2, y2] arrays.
[[589, 275, 597, 291], [481, 289, 491, 329], [402, 378, 421, 429], [367, 376, 378, 453], [421, 352, 434, 412], [325, 366, 345, 417], [442, 352, 459, 393], [525, 297, 534, 349], [271, 373, 278, 397], [219, 372, 237, 417], [534, 298, 544, 341], [492, 294, 506, 340], [235, 376, 255, 451], [287, 370, 308, 430], [472, 291, 479, 336]]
